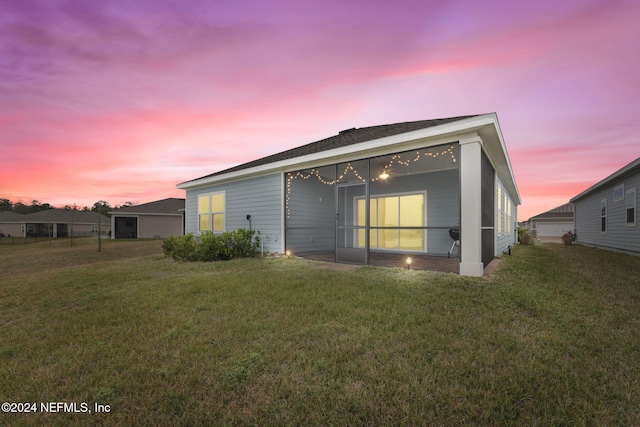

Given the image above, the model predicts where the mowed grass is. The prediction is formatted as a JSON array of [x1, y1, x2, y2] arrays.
[[1, 239, 639, 426]]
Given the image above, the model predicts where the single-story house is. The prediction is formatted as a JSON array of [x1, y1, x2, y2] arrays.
[[177, 113, 521, 277], [0, 211, 25, 237], [524, 203, 574, 243], [0, 209, 111, 238], [109, 198, 185, 239], [570, 157, 639, 255]]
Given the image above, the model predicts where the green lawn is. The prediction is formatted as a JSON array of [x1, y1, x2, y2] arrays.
[[1, 239, 639, 426]]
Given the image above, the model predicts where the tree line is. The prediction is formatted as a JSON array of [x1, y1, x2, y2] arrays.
[[0, 199, 136, 217]]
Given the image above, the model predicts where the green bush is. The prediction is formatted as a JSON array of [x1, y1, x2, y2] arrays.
[[164, 229, 260, 262], [230, 228, 261, 258], [163, 233, 198, 261], [518, 227, 532, 245]]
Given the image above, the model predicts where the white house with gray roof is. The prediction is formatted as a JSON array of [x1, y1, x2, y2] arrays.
[[177, 113, 520, 277]]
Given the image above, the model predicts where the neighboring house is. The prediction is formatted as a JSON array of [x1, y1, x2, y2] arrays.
[[0, 211, 25, 237], [570, 157, 639, 255], [524, 203, 574, 243], [177, 113, 521, 277], [0, 209, 111, 238], [109, 198, 185, 239]]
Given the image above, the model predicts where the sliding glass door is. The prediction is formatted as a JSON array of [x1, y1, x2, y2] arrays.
[[357, 193, 426, 252]]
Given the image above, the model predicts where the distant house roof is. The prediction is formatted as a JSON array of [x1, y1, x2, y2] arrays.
[[570, 157, 640, 203], [24, 209, 110, 224], [178, 115, 479, 186], [0, 211, 25, 222], [110, 198, 185, 215], [527, 203, 574, 221]]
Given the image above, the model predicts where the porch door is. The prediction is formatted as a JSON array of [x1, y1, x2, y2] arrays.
[[336, 182, 367, 264]]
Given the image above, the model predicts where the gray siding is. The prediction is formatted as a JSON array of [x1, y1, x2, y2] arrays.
[[574, 172, 639, 254], [286, 170, 336, 254], [185, 173, 283, 253], [138, 215, 183, 239], [285, 167, 460, 255]]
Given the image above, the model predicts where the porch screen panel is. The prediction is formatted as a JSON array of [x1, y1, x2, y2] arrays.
[[481, 149, 495, 266], [369, 143, 459, 255], [285, 165, 336, 254]]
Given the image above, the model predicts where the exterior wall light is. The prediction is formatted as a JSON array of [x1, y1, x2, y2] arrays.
[[406, 256, 412, 270]]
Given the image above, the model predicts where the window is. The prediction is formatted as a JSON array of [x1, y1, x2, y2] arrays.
[[198, 191, 225, 233], [357, 193, 425, 251], [497, 187, 503, 235], [626, 187, 636, 226], [614, 184, 625, 202], [600, 199, 607, 233]]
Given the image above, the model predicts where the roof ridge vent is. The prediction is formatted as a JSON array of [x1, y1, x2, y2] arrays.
[[339, 127, 357, 135]]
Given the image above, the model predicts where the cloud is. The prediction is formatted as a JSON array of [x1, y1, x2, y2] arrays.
[[1, 0, 639, 217]]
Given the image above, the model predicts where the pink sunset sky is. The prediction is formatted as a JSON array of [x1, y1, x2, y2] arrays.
[[1, 0, 638, 221]]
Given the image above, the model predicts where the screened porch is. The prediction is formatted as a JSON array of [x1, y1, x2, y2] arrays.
[[284, 142, 461, 272]]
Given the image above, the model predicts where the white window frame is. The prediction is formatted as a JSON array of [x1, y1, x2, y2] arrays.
[[614, 184, 625, 202], [626, 187, 636, 227], [197, 191, 226, 234], [355, 191, 427, 253], [506, 199, 512, 234], [497, 186, 504, 236], [600, 199, 607, 233]]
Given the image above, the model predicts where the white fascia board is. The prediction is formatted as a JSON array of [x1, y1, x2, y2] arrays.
[[177, 114, 498, 190], [493, 115, 521, 205], [476, 115, 521, 206]]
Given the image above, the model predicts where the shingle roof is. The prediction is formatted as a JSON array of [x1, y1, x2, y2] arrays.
[[180, 115, 479, 184], [110, 198, 185, 215], [24, 209, 110, 223], [528, 203, 574, 220], [0, 211, 25, 222]]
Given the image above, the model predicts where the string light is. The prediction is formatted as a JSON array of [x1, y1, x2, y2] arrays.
[[286, 145, 457, 218]]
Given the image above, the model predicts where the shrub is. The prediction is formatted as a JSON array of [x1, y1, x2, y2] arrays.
[[198, 231, 229, 261], [230, 228, 261, 258], [518, 228, 532, 245], [163, 233, 198, 261], [562, 230, 576, 245], [164, 229, 260, 262]]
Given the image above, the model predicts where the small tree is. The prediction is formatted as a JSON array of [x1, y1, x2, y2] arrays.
[[68, 204, 77, 247], [93, 201, 111, 253]]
